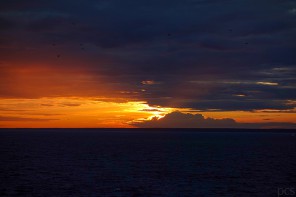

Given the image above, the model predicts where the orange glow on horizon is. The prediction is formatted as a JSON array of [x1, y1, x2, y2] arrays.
[[0, 97, 174, 128], [0, 97, 295, 128], [1, 63, 295, 128]]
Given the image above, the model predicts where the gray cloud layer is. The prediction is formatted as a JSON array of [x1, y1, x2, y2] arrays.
[[131, 111, 296, 129], [0, 0, 295, 111]]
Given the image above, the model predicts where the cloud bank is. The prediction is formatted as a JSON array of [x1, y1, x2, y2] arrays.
[[0, 0, 295, 112], [131, 111, 296, 129]]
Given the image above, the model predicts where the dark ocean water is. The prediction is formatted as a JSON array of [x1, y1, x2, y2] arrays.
[[0, 129, 295, 197]]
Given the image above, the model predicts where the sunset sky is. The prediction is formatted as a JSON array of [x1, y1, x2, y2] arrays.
[[0, 0, 295, 128]]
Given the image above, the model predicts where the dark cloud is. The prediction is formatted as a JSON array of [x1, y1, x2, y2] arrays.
[[0, 108, 32, 112], [139, 109, 164, 112], [29, 113, 62, 116], [132, 111, 237, 128], [145, 99, 295, 111], [41, 104, 54, 107], [0, 116, 57, 122], [0, 0, 295, 112], [60, 103, 81, 107], [0, 17, 14, 30], [132, 111, 296, 129]]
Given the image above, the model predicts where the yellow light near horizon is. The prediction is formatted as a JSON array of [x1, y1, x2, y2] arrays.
[[0, 97, 174, 128]]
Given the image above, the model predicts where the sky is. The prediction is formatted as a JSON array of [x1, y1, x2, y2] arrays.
[[0, 0, 295, 128]]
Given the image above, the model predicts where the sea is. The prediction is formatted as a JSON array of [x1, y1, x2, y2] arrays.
[[0, 129, 295, 197]]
